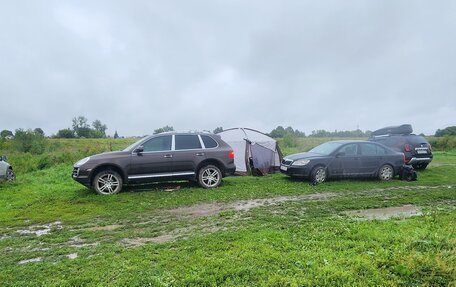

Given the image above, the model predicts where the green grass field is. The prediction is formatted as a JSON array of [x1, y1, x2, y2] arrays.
[[0, 138, 455, 286]]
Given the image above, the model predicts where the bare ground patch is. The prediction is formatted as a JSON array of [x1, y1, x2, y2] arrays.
[[344, 205, 422, 220], [167, 192, 337, 218], [83, 224, 123, 232], [121, 234, 176, 247]]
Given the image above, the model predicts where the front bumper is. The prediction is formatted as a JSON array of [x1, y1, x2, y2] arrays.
[[280, 164, 311, 177], [72, 166, 91, 187]]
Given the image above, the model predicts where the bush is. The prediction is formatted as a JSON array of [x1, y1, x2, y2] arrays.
[[428, 136, 456, 150], [14, 129, 45, 154]]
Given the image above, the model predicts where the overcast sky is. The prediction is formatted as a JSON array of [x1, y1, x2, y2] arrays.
[[1, 1, 455, 136]]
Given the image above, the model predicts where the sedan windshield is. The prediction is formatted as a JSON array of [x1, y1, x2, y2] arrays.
[[309, 142, 343, 155]]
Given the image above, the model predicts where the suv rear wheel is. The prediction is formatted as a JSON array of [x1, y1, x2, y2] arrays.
[[198, 165, 222, 188], [93, 170, 123, 195]]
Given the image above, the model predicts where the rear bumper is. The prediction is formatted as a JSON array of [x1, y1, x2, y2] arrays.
[[407, 157, 433, 165], [224, 164, 236, 176]]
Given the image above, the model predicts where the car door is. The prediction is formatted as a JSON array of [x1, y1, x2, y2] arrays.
[[172, 134, 206, 175], [329, 143, 361, 176], [359, 143, 385, 175], [128, 135, 173, 177]]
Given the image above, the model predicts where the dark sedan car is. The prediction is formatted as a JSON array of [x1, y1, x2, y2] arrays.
[[280, 140, 405, 183]]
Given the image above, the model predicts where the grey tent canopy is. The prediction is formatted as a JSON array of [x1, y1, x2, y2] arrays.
[[217, 128, 282, 175]]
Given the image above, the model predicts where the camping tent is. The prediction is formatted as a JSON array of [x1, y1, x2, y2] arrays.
[[217, 128, 282, 175]]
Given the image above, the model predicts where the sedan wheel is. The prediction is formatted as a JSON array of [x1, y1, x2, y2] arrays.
[[93, 170, 123, 195], [6, 169, 15, 182], [378, 165, 394, 181], [311, 166, 327, 183], [198, 165, 222, 188]]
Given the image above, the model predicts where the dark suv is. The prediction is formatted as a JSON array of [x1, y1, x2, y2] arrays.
[[369, 125, 433, 170], [72, 133, 236, 195]]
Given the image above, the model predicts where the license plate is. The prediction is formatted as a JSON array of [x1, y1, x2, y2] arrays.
[[280, 165, 288, 171], [416, 150, 428, 154]]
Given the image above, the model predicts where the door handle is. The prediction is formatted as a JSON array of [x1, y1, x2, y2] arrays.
[[196, 152, 205, 156], [164, 154, 173, 158]]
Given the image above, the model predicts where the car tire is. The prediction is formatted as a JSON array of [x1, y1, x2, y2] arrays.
[[93, 170, 123, 195], [311, 166, 327, 183], [378, 164, 394, 181], [198, 165, 222, 188], [412, 163, 428, 170], [6, 169, 15, 182]]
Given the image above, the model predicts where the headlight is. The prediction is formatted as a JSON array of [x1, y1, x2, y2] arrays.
[[292, 159, 310, 166], [75, 157, 90, 166]]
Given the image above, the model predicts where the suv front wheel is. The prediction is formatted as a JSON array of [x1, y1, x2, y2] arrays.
[[198, 165, 222, 188], [93, 170, 123, 195]]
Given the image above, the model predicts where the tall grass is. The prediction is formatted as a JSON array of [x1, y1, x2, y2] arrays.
[[0, 138, 136, 173]]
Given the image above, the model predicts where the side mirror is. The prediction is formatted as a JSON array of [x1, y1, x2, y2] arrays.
[[134, 146, 144, 154], [0, 155, 6, 161], [335, 152, 345, 158]]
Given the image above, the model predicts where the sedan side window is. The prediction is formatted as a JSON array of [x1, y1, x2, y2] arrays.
[[339, 144, 358, 156], [175, 135, 202, 150], [142, 136, 172, 152], [360, 143, 377, 155], [361, 143, 387, 155]]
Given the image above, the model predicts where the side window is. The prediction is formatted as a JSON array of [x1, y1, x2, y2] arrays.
[[339, 144, 358, 156], [201, 135, 218, 148], [142, 136, 172, 152], [360, 143, 377, 156], [376, 146, 387, 155], [175, 135, 202, 150]]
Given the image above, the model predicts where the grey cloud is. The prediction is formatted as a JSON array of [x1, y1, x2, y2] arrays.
[[1, 0, 455, 136]]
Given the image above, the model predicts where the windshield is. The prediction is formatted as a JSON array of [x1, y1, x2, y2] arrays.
[[123, 136, 148, 151], [309, 142, 343, 155]]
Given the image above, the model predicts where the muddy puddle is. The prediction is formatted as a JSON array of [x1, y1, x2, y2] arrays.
[[167, 192, 336, 218], [122, 234, 175, 247], [16, 221, 63, 237], [344, 205, 422, 220]]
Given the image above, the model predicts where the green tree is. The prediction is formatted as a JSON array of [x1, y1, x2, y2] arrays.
[[34, 128, 45, 137], [72, 116, 91, 137], [213, 127, 223, 134], [270, 126, 286, 138], [154, 125, 174, 134], [92, 120, 107, 138], [55, 128, 75, 138], [435, 126, 456, 137], [114, 130, 119, 139], [0, 130, 13, 139]]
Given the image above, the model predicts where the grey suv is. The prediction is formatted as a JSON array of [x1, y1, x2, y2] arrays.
[[72, 133, 236, 195], [0, 156, 15, 182], [369, 125, 433, 170]]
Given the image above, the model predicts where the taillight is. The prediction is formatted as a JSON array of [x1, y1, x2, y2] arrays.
[[228, 150, 234, 159], [404, 144, 412, 152]]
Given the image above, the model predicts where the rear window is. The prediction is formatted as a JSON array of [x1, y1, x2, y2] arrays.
[[406, 135, 429, 145], [175, 135, 202, 150], [201, 135, 218, 148]]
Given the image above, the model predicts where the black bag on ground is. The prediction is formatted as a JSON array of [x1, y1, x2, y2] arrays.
[[399, 165, 417, 181]]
